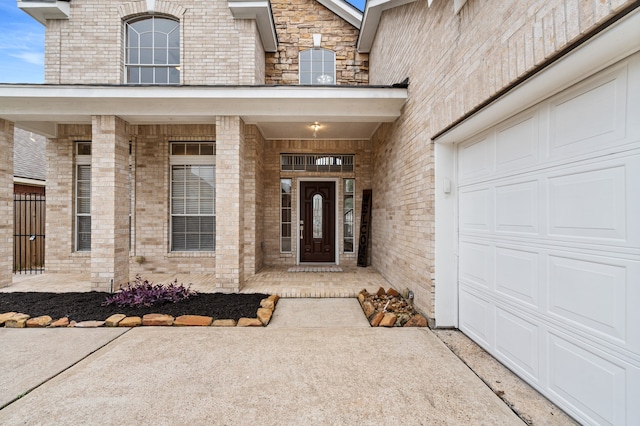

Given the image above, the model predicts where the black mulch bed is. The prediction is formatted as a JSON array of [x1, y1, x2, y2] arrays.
[[0, 292, 269, 323]]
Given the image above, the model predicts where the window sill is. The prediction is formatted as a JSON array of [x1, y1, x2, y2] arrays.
[[166, 251, 215, 258]]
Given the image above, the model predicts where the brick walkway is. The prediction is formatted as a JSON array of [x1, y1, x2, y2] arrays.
[[4, 265, 391, 297]]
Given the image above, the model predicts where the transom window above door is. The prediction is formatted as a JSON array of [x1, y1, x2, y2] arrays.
[[125, 16, 180, 84]]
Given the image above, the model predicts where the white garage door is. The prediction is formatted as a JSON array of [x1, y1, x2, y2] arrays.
[[457, 52, 640, 425]]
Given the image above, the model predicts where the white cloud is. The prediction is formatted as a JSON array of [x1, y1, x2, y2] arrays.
[[9, 51, 44, 66]]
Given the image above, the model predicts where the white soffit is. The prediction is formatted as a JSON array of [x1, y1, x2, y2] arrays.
[[228, 0, 278, 52], [316, 0, 362, 28], [357, 0, 419, 53], [17, 0, 70, 25], [435, 8, 640, 144]]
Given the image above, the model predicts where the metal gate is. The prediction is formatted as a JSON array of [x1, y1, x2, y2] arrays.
[[13, 193, 45, 274]]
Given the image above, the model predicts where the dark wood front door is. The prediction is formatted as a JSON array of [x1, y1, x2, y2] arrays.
[[300, 181, 335, 263]]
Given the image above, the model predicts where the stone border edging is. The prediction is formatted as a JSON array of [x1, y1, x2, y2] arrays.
[[0, 294, 280, 329]]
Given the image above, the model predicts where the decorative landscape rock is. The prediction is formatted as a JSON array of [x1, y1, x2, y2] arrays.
[[50, 317, 70, 328], [256, 308, 272, 326], [237, 317, 262, 327], [142, 313, 174, 326], [212, 319, 237, 327], [5, 313, 30, 328], [26, 315, 52, 328], [0, 311, 17, 326], [118, 316, 142, 327], [74, 320, 105, 328], [174, 315, 212, 327], [358, 288, 428, 328], [105, 314, 126, 327]]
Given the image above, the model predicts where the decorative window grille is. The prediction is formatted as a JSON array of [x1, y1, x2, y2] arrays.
[[299, 48, 336, 85], [75, 142, 91, 251], [170, 142, 215, 251], [343, 179, 355, 253], [125, 16, 180, 84], [280, 179, 292, 252], [280, 154, 354, 172]]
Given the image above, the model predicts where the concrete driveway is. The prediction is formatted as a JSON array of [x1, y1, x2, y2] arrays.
[[0, 299, 532, 425]]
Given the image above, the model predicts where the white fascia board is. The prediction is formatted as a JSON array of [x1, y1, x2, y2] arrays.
[[17, 0, 70, 25], [316, 0, 362, 28], [357, 0, 419, 53], [228, 0, 278, 52], [0, 85, 407, 125]]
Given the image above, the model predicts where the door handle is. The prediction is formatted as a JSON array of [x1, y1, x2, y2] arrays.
[[299, 220, 304, 240]]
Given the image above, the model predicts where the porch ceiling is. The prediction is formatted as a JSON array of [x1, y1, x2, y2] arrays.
[[0, 84, 407, 139]]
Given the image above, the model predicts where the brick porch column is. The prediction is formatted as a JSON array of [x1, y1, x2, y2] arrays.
[[215, 116, 245, 291], [0, 119, 14, 288], [90, 116, 129, 291]]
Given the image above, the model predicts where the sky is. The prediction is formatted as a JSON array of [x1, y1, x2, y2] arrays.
[[0, 0, 365, 84], [0, 0, 45, 83]]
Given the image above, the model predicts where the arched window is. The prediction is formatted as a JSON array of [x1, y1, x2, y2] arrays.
[[125, 16, 180, 84], [299, 48, 335, 85]]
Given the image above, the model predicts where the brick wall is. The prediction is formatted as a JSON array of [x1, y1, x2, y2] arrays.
[[367, 0, 636, 318], [44, 0, 263, 85], [90, 116, 130, 291], [243, 124, 265, 275], [262, 139, 372, 266], [46, 125, 92, 274], [266, 0, 369, 85], [130, 124, 217, 277], [0, 119, 14, 287]]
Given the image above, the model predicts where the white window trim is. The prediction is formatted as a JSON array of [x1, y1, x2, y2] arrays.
[[169, 143, 216, 252], [75, 144, 91, 252], [299, 48, 336, 85]]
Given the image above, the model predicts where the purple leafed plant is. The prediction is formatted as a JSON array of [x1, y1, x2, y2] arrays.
[[103, 275, 196, 308]]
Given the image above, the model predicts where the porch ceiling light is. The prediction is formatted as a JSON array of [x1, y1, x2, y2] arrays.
[[311, 122, 321, 138]]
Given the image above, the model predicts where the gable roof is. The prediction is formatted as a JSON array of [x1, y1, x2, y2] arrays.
[[13, 128, 46, 182], [315, 0, 363, 27]]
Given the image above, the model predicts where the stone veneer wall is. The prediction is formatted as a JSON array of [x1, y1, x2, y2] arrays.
[[0, 119, 14, 287], [44, 0, 264, 85], [262, 139, 372, 267], [367, 0, 636, 319], [266, 0, 368, 85]]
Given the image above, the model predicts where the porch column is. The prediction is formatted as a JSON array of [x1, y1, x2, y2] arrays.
[[215, 116, 245, 290], [0, 119, 13, 288], [90, 116, 129, 291]]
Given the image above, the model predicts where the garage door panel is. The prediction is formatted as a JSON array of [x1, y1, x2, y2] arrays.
[[548, 333, 628, 426], [495, 180, 539, 234], [548, 63, 629, 161], [548, 164, 626, 241], [459, 241, 492, 288], [459, 289, 493, 348], [495, 112, 539, 172], [495, 246, 539, 306], [496, 308, 540, 381], [547, 254, 631, 345], [459, 187, 491, 232], [458, 134, 493, 184]]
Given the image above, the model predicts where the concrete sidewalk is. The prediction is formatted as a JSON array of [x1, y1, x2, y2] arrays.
[[0, 299, 572, 425]]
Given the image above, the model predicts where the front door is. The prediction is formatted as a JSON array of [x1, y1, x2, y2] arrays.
[[300, 181, 335, 263]]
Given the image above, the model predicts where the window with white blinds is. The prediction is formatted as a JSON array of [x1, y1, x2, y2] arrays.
[[170, 142, 215, 251], [75, 142, 91, 251]]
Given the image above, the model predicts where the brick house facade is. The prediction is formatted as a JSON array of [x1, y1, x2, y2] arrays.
[[1, 0, 639, 423]]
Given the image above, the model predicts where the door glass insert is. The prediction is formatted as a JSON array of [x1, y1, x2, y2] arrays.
[[313, 194, 323, 238]]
